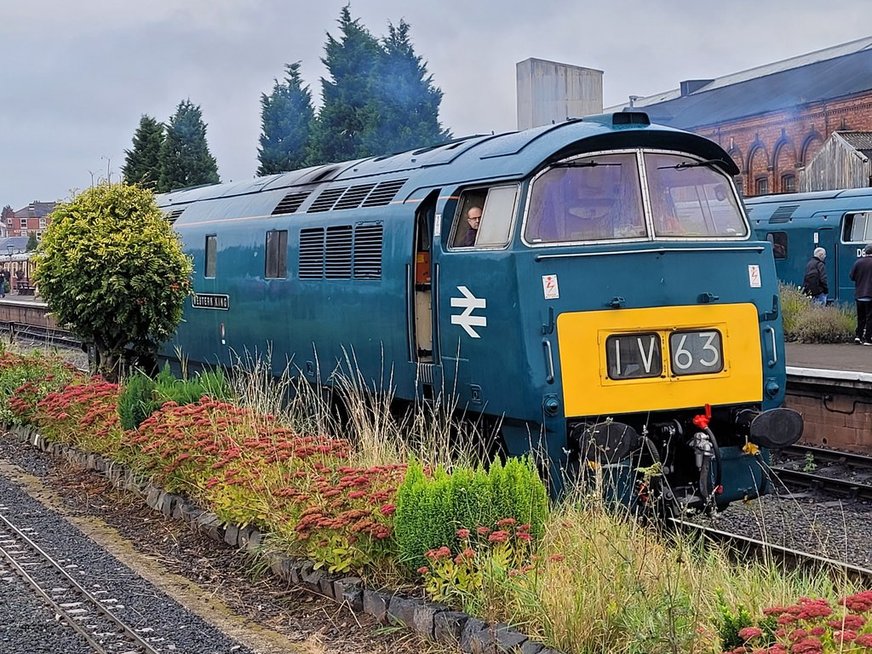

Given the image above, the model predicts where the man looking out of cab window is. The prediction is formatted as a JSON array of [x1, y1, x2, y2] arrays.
[[461, 206, 481, 246]]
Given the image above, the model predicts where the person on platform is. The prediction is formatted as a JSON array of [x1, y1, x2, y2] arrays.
[[850, 243, 872, 345], [802, 246, 828, 306]]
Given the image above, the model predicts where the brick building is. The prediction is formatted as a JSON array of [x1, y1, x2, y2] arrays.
[[1, 201, 56, 240], [608, 37, 872, 197]]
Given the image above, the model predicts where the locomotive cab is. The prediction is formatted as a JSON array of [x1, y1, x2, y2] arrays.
[[430, 131, 803, 512]]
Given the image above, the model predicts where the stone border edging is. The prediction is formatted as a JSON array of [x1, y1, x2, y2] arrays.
[[5, 425, 562, 654]]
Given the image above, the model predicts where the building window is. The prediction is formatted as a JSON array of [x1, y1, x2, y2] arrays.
[[754, 176, 769, 196], [265, 229, 288, 279], [781, 174, 796, 193], [205, 234, 217, 278], [38, 217, 47, 229], [19, 218, 27, 229]]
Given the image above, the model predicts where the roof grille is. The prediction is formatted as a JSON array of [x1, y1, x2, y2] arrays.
[[272, 190, 310, 215], [325, 226, 353, 279], [165, 208, 185, 223], [334, 184, 376, 210], [299, 228, 325, 279], [361, 179, 407, 207], [308, 187, 346, 213], [353, 223, 383, 279], [769, 205, 799, 223]]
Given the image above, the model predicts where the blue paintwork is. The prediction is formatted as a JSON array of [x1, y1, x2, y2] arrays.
[[747, 187, 872, 303], [156, 112, 790, 507]]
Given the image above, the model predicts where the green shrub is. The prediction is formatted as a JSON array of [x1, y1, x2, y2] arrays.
[[117, 372, 158, 430], [154, 365, 232, 406], [117, 364, 233, 430], [394, 456, 549, 570], [779, 283, 811, 338], [779, 283, 856, 343], [791, 303, 855, 343]]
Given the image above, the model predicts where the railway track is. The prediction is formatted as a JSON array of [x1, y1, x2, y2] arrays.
[[0, 321, 81, 350], [672, 518, 872, 584], [0, 506, 162, 654], [770, 443, 872, 500]]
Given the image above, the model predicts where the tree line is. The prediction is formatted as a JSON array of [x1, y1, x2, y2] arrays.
[[123, 7, 450, 193]]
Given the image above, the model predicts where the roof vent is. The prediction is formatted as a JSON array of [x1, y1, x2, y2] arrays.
[[334, 184, 376, 210], [769, 205, 799, 224], [271, 190, 310, 215], [308, 187, 347, 213], [612, 112, 650, 126], [361, 179, 407, 207], [165, 208, 185, 223]]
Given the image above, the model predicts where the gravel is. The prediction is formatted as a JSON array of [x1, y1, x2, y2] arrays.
[[0, 435, 456, 654], [0, 445, 255, 654], [707, 476, 872, 569]]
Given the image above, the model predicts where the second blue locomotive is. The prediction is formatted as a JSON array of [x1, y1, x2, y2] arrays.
[[747, 187, 872, 302], [157, 111, 802, 511]]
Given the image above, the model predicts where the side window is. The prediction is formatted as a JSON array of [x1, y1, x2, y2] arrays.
[[452, 186, 517, 248], [205, 234, 217, 278], [265, 229, 288, 279], [766, 231, 787, 259], [842, 212, 872, 243]]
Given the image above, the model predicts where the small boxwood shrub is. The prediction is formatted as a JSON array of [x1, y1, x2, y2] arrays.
[[394, 456, 548, 570]]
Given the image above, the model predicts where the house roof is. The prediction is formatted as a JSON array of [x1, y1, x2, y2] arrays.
[[837, 131, 872, 159], [0, 236, 31, 253], [13, 201, 56, 219], [607, 36, 872, 129]]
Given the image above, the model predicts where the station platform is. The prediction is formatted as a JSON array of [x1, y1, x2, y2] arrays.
[[786, 342, 872, 382]]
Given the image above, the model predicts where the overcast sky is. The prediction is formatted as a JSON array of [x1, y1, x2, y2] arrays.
[[1, 1, 870, 211]]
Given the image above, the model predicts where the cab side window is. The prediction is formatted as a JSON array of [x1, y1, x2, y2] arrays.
[[451, 186, 517, 249], [843, 212, 872, 243], [766, 231, 787, 259]]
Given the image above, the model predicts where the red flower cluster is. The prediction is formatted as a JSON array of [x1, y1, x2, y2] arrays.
[[728, 592, 872, 654]]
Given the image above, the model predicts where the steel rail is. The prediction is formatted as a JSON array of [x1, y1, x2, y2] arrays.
[[770, 467, 872, 501], [782, 444, 872, 468], [0, 510, 160, 654], [771, 444, 872, 500], [670, 518, 872, 584], [0, 321, 81, 349]]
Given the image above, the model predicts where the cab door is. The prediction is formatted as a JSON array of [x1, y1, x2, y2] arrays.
[[429, 184, 521, 412]]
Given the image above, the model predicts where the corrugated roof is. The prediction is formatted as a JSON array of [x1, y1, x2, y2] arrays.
[[606, 37, 872, 129], [838, 131, 872, 158]]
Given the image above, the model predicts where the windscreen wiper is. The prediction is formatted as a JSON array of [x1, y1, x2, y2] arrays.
[[552, 160, 622, 168], [658, 158, 727, 170]]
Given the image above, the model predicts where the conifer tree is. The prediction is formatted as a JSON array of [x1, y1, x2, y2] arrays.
[[121, 115, 165, 189], [257, 62, 315, 176], [308, 6, 382, 164], [158, 100, 220, 192], [364, 20, 451, 155]]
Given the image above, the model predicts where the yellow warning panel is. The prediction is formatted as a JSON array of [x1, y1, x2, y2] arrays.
[[556, 304, 762, 417]]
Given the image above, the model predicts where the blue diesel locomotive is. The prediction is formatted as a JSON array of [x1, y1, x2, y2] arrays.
[[747, 187, 872, 302], [157, 111, 802, 510]]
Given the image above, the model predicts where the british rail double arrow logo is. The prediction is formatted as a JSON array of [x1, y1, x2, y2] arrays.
[[450, 286, 487, 338]]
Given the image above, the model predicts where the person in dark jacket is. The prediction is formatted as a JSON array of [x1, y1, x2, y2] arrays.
[[850, 243, 872, 345], [802, 247, 828, 305]]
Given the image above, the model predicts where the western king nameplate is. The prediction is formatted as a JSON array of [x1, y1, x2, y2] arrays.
[[192, 293, 229, 310]]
